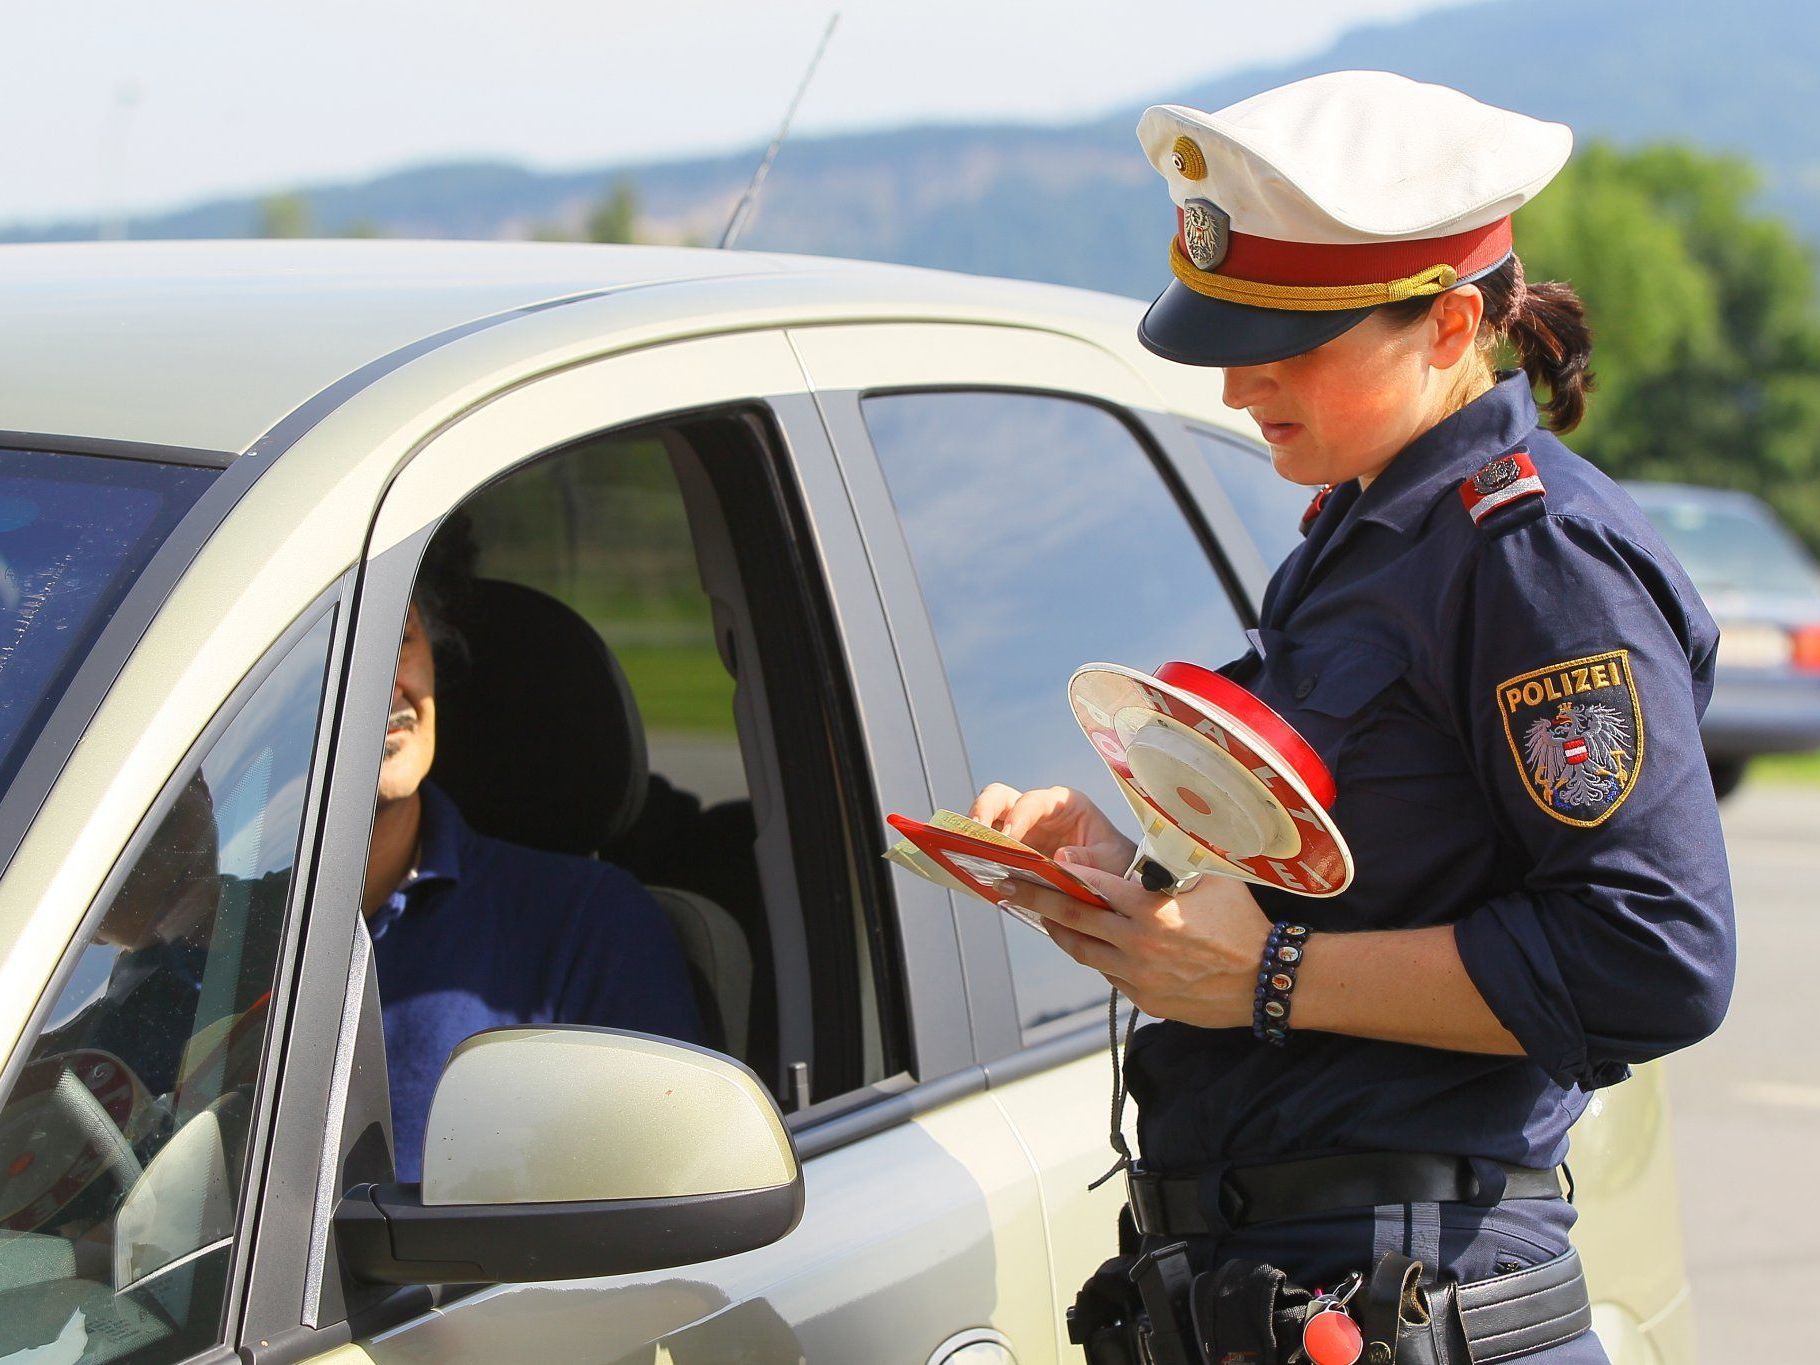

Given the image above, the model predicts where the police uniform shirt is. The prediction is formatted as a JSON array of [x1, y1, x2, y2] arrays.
[[1123, 372, 1737, 1175]]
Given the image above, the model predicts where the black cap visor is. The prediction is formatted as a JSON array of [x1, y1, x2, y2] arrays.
[[1138, 280, 1377, 368]]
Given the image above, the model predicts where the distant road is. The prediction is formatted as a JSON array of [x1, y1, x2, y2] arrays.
[[1670, 780, 1820, 1359]]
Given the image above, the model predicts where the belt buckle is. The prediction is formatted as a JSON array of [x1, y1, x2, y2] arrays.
[[1215, 1174, 1249, 1232], [1127, 1169, 1166, 1238]]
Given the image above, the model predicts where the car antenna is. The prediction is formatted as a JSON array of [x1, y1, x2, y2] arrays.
[[718, 11, 840, 250]]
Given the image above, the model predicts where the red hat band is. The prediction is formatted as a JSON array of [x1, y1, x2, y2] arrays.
[[1173, 211, 1513, 290]]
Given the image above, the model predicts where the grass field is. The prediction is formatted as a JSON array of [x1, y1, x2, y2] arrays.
[[613, 642, 737, 734], [1751, 750, 1820, 785]]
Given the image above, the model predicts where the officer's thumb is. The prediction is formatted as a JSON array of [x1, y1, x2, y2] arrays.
[[1056, 847, 1082, 865]]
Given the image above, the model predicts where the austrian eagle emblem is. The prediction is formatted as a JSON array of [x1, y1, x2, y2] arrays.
[[1473, 456, 1523, 496], [1182, 198, 1231, 272], [1498, 650, 1643, 826]]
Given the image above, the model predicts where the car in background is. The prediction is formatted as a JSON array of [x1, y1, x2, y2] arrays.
[[1625, 482, 1820, 797], [0, 241, 1693, 1364]]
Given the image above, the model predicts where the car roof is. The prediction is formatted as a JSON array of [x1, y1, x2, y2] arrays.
[[1622, 479, 1773, 514], [0, 240, 1192, 458]]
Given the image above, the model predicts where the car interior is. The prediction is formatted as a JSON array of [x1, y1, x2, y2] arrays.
[[431, 574, 760, 1061], [403, 411, 904, 1114]]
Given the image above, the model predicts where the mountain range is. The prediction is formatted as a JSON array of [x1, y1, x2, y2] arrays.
[[8, 0, 1817, 300]]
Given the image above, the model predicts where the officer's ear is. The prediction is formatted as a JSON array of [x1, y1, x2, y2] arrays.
[[1427, 284, 1486, 371]]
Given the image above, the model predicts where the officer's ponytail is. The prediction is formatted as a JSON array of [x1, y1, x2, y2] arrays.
[[1380, 254, 1595, 433], [1476, 254, 1595, 433]]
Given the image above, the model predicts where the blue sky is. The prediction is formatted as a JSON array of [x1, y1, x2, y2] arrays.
[[8, 0, 1463, 227]]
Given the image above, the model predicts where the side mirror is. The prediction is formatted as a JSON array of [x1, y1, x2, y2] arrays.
[[335, 1027, 803, 1284]]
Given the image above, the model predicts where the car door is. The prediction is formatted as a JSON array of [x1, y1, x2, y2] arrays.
[[235, 329, 1058, 1365], [0, 592, 344, 1365], [790, 321, 1275, 1357]]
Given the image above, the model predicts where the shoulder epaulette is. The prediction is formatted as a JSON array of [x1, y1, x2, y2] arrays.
[[1299, 485, 1331, 537], [1459, 448, 1544, 528]]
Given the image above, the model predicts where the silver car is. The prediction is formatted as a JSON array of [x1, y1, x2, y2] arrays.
[[1626, 482, 1820, 796], [0, 241, 1693, 1364]]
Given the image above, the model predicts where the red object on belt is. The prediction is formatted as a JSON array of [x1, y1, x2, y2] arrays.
[[1304, 1307, 1365, 1365]]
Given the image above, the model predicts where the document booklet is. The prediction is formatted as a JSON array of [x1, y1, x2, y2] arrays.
[[884, 810, 1112, 932]]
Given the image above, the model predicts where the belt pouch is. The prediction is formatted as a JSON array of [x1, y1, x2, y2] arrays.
[[1068, 1251, 1145, 1365], [1358, 1252, 1469, 1365], [1131, 1241, 1199, 1365], [1188, 1258, 1317, 1365]]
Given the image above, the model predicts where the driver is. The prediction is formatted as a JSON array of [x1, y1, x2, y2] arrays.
[[364, 522, 702, 1181]]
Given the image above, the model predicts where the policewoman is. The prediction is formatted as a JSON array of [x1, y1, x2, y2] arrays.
[[978, 72, 1736, 1364]]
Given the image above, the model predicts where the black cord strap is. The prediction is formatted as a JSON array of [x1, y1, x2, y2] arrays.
[[1088, 987, 1141, 1192]]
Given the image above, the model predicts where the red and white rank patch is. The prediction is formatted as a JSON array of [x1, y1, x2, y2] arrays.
[[1460, 449, 1544, 525], [1300, 485, 1332, 536]]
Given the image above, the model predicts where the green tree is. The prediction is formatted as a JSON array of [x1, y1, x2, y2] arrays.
[[584, 179, 641, 244], [1516, 142, 1820, 550], [256, 193, 314, 239], [532, 179, 643, 245]]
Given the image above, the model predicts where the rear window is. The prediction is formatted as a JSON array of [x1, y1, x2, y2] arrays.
[[0, 448, 216, 787]]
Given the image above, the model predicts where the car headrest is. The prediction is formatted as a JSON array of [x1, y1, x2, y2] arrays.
[[431, 578, 649, 856]]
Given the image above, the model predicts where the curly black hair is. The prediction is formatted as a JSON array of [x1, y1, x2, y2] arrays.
[[411, 510, 479, 679]]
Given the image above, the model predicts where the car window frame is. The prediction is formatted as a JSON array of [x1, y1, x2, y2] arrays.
[[239, 332, 975, 1359], [791, 318, 1267, 1061], [0, 586, 346, 1365], [1185, 423, 1311, 579]]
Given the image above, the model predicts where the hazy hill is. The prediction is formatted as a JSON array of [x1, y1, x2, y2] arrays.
[[8, 0, 1817, 299]]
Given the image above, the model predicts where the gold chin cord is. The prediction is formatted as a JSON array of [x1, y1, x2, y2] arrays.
[[1168, 239, 1460, 312]]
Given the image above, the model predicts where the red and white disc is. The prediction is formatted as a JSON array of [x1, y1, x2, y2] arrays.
[[1069, 661, 1353, 898]]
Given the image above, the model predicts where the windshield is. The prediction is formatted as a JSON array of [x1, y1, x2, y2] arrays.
[[0, 448, 216, 788], [1632, 489, 1820, 598]]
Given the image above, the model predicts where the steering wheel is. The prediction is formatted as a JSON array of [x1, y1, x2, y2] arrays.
[[0, 1049, 149, 1234]]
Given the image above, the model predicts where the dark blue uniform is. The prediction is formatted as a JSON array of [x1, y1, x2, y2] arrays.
[[1123, 373, 1735, 1351], [370, 782, 703, 1180]]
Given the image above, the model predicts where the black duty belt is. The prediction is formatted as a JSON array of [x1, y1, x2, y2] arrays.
[[1129, 1151, 1567, 1238], [1449, 1248, 1593, 1363]]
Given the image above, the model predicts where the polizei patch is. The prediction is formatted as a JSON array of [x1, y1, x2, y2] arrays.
[[1497, 649, 1642, 826]]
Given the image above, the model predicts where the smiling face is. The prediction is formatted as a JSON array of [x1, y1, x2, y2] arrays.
[[378, 602, 437, 808], [1220, 286, 1491, 488]]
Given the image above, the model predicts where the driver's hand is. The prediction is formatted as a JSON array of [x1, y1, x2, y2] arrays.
[[968, 784, 1138, 874]]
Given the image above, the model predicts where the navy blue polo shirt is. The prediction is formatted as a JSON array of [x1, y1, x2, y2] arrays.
[[1126, 372, 1736, 1176], [369, 783, 704, 1181]]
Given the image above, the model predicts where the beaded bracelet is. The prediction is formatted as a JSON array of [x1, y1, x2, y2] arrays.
[[1252, 921, 1311, 1045]]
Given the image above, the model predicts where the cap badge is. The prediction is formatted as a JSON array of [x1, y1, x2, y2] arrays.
[[1170, 136, 1208, 181], [1474, 455, 1523, 495], [1183, 199, 1231, 272]]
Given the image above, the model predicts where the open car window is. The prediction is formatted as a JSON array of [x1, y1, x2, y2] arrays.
[[364, 408, 901, 1147]]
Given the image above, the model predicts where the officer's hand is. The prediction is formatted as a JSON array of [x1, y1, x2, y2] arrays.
[[996, 859, 1271, 1028], [967, 784, 1138, 874]]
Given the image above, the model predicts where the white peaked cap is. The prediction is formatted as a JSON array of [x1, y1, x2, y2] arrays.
[[1133, 71, 1575, 367], [1138, 70, 1573, 244]]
